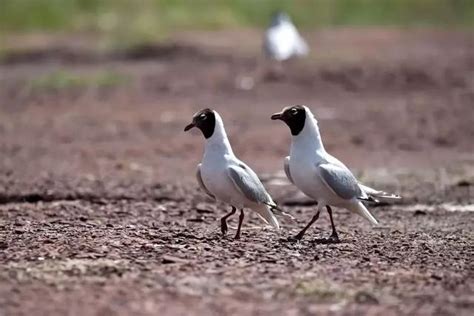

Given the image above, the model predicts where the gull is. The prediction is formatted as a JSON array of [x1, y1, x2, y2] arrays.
[[263, 11, 309, 61], [271, 105, 401, 243], [185, 108, 292, 239]]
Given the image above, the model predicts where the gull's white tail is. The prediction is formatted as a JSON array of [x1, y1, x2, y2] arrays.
[[359, 183, 402, 203], [349, 201, 379, 225], [255, 204, 280, 230], [295, 37, 309, 56]]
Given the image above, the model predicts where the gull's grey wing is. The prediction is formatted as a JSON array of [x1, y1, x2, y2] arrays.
[[284, 156, 294, 184], [227, 163, 271, 204], [317, 163, 363, 200], [196, 164, 215, 199]]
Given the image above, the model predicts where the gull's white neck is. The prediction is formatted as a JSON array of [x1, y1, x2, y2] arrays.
[[203, 113, 234, 157], [291, 112, 326, 158]]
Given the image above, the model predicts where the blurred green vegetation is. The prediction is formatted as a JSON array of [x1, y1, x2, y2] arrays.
[[1, 0, 473, 42], [29, 70, 130, 91]]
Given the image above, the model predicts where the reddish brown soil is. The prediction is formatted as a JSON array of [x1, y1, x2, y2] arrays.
[[0, 29, 473, 315]]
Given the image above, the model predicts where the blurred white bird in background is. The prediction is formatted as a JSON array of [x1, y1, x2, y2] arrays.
[[263, 11, 309, 62]]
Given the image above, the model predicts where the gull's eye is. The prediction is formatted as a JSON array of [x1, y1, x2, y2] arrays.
[[199, 113, 207, 120], [290, 108, 298, 115]]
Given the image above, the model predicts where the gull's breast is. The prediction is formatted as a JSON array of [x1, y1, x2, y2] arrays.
[[200, 160, 245, 207]]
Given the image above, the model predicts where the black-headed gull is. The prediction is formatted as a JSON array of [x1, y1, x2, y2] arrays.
[[271, 105, 401, 243], [263, 11, 309, 61], [185, 108, 292, 239]]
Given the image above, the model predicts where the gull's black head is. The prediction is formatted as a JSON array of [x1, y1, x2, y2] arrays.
[[271, 105, 306, 136], [184, 108, 216, 139], [270, 11, 290, 26]]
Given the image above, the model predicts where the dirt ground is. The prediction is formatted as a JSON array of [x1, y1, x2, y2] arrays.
[[0, 28, 473, 316]]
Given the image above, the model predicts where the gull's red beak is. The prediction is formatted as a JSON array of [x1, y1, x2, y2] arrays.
[[184, 122, 195, 132], [271, 112, 283, 120]]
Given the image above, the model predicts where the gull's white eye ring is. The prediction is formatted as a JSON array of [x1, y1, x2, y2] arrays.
[[200, 114, 207, 120], [290, 108, 298, 115]]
